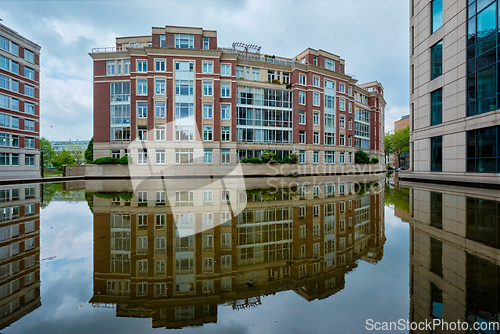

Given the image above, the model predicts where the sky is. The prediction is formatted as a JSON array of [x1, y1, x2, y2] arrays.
[[0, 0, 410, 141]]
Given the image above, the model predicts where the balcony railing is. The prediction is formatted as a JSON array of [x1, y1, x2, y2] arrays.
[[91, 47, 123, 53], [238, 54, 295, 65]]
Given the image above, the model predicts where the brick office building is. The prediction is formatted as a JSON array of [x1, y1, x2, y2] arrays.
[[90, 25, 385, 166], [0, 23, 40, 179]]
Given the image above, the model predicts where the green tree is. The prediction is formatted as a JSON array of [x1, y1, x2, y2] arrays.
[[392, 126, 410, 167], [385, 185, 410, 213], [84, 138, 93, 164], [52, 149, 76, 171], [40, 137, 55, 170], [67, 143, 85, 165], [384, 132, 394, 164]]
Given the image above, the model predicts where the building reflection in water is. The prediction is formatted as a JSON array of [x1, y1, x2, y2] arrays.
[[0, 184, 41, 329], [89, 176, 386, 329], [403, 181, 500, 333]]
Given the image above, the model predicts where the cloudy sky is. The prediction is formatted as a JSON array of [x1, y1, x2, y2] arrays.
[[0, 0, 409, 141]]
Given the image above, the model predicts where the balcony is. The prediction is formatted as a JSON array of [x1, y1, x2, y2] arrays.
[[91, 47, 123, 53]]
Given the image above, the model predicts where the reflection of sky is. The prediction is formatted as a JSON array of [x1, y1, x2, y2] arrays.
[[4, 198, 410, 334]]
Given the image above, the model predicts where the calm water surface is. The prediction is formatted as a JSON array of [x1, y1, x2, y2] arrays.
[[0, 177, 497, 333]]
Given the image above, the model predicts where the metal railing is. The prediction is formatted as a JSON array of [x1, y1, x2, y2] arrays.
[[238, 54, 295, 65], [91, 47, 122, 53]]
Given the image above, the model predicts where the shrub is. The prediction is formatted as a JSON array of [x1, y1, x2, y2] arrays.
[[118, 156, 132, 164], [92, 157, 119, 164], [370, 158, 379, 164], [261, 151, 277, 163], [240, 157, 262, 164], [280, 153, 299, 164], [354, 150, 370, 164], [286, 83, 293, 89]]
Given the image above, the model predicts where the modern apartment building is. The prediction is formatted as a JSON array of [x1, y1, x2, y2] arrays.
[[408, 0, 500, 186], [88, 176, 385, 329], [0, 23, 40, 179], [90, 26, 385, 167]]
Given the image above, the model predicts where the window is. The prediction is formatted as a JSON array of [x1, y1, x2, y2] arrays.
[[204, 149, 212, 164], [348, 118, 352, 130], [156, 214, 166, 229], [203, 126, 213, 141], [25, 238, 35, 250], [23, 67, 35, 81], [203, 280, 214, 293], [203, 103, 213, 119], [431, 136, 442, 171], [339, 84, 345, 93], [348, 101, 352, 113], [313, 92, 320, 106], [299, 131, 306, 144], [25, 102, 35, 115], [313, 76, 319, 87], [138, 150, 148, 164], [313, 131, 319, 144], [175, 148, 193, 164], [25, 137, 35, 149], [348, 86, 352, 96], [221, 126, 230, 141], [203, 61, 213, 73], [339, 134, 345, 146], [221, 104, 231, 119], [299, 74, 306, 85], [431, 0, 443, 34], [155, 79, 165, 95], [299, 110, 306, 125], [221, 64, 231, 76], [252, 68, 260, 81], [155, 102, 165, 118], [203, 37, 209, 49], [431, 41, 443, 79], [203, 81, 213, 96], [106, 61, 115, 75], [339, 116, 345, 129], [25, 85, 35, 98], [137, 79, 147, 95], [325, 58, 335, 70], [124, 60, 130, 74], [203, 190, 213, 204], [137, 60, 147, 72], [313, 112, 319, 125], [339, 152, 345, 164], [299, 225, 306, 239], [137, 102, 147, 118], [325, 151, 334, 164], [155, 149, 165, 164], [299, 91, 306, 105], [431, 89, 442, 125], [137, 214, 148, 227], [221, 82, 230, 97], [203, 235, 213, 250], [155, 59, 165, 72], [467, 125, 499, 172], [339, 98, 345, 111], [25, 49, 35, 63], [348, 135, 352, 147], [313, 151, 319, 164], [299, 150, 306, 164], [175, 34, 194, 49], [138, 126, 147, 141], [25, 120, 35, 132], [221, 149, 230, 164]]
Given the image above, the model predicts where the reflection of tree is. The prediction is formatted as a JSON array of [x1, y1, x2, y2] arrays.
[[384, 184, 410, 213], [85, 193, 94, 213], [41, 183, 86, 208]]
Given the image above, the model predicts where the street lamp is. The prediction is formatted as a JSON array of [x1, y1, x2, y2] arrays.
[[40, 149, 45, 178]]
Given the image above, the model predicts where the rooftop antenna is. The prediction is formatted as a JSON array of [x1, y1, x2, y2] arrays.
[[232, 42, 261, 57]]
